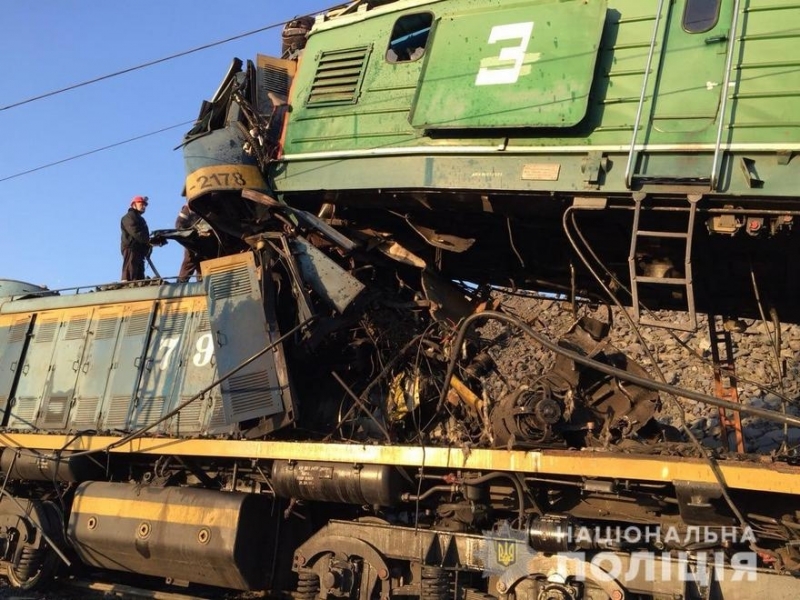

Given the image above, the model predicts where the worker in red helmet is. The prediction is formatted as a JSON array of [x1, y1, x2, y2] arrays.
[[120, 195, 151, 281]]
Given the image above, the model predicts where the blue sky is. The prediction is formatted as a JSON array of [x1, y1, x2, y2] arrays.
[[0, 1, 331, 289]]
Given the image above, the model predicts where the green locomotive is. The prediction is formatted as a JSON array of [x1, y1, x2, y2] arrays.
[[187, 0, 800, 327], [1, 1, 800, 599]]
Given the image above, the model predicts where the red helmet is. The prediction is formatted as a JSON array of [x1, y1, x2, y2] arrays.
[[130, 195, 149, 207]]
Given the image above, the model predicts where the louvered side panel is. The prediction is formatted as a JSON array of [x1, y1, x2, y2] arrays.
[[100, 303, 157, 432], [131, 396, 166, 429], [206, 264, 254, 299], [41, 395, 69, 426], [8, 312, 62, 430], [71, 397, 100, 430], [7, 398, 38, 429], [202, 253, 288, 427], [104, 395, 133, 430], [307, 47, 370, 106], [227, 371, 281, 418], [0, 313, 33, 416]]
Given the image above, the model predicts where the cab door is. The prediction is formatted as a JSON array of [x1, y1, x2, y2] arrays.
[[651, 0, 734, 132]]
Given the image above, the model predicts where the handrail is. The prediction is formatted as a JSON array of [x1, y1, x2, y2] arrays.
[[710, 0, 744, 191], [624, 0, 668, 189]]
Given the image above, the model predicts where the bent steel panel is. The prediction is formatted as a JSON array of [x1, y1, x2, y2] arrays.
[[36, 308, 94, 429], [69, 306, 125, 431], [202, 253, 285, 424], [128, 299, 194, 432], [165, 298, 221, 436]]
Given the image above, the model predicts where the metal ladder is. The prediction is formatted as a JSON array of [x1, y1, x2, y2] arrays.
[[624, 0, 742, 190], [628, 194, 699, 331], [709, 0, 743, 191], [623, 0, 668, 189], [708, 315, 745, 453]]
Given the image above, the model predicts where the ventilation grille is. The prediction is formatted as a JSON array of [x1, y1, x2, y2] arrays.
[[307, 47, 370, 106], [9, 398, 38, 428], [65, 313, 90, 340], [96, 317, 119, 339], [197, 312, 211, 332], [42, 395, 68, 426], [172, 398, 203, 436], [133, 396, 165, 428], [127, 309, 152, 337], [208, 397, 229, 431], [227, 371, 279, 417], [161, 310, 187, 333], [259, 63, 290, 98], [105, 395, 131, 429], [72, 397, 99, 429], [208, 266, 253, 300], [35, 319, 59, 343], [9, 319, 30, 343]]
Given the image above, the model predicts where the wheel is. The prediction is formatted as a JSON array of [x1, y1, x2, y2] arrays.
[[3, 500, 64, 590], [6, 542, 58, 590]]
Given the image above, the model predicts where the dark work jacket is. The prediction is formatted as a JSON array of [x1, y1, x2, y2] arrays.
[[120, 208, 150, 254]]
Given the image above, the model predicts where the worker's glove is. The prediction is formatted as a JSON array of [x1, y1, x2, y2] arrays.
[[149, 234, 167, 247]]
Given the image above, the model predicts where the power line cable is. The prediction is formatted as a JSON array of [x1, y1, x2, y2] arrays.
[[0, 12, 314, 112], [0, 6, 334, 181], [0, 121, 194, 183]]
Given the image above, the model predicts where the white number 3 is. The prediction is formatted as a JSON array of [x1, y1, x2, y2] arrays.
[[475, 22, 534, 86]]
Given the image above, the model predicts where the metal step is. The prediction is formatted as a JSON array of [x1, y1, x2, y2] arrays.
[[628, 195, 699, 331]]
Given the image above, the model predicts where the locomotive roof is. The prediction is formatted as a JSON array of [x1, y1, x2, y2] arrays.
[[318, 0, 440, 30]]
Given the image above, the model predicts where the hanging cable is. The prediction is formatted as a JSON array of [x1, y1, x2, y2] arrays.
[[0, 121, 194, 183], [0, 11, 328, 112]]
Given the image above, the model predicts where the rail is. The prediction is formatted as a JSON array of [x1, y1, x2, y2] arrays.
[[710, 0, 743, 191]]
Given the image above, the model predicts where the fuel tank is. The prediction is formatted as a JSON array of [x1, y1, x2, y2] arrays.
[[67, 482, 274, 590], [271, 459, 407, 506]]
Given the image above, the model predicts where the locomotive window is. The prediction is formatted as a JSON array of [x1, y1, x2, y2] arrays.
[[386, 13, 432, 63], [683, 0, 721, 33]]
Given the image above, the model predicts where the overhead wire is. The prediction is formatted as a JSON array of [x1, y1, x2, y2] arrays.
[[0, 121, 194, 183], [0, 16, 312, 112], [0, 7, 332, 183]]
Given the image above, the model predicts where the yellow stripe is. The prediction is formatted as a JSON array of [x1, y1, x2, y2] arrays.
[[185, 165, 266, 202], [73, 495, 240, 528], [4, 434, 800, 494]]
